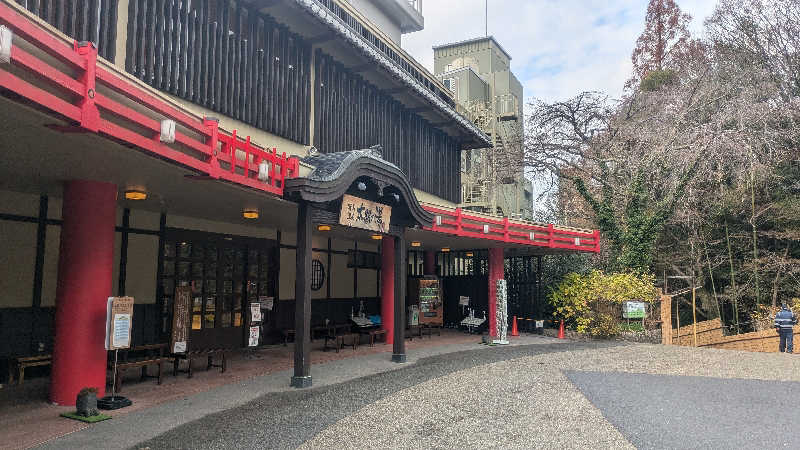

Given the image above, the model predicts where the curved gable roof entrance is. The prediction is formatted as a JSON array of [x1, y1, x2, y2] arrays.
[[284, 146, 433, 231]]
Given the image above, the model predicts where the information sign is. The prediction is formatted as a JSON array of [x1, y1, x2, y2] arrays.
[[248, 326, 260, 347], [260, 296, 274, 311], [171, 286, 192, 353], [250, 303, 262, 322], [339, 194, 392, 233], [105, 297, 134, 350], [622, 301, 647, 319]]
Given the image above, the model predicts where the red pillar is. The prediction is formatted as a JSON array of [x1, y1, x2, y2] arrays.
[[50, 180, 117, 405], [381, 236, 395, 345], [423, 251, 436, 276], [488, 248, 504, 338]]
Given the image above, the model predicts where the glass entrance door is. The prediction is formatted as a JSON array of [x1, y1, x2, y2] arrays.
[[159, 230, 276, 350]]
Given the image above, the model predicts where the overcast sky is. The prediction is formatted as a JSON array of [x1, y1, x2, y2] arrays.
[[401, 0, 718, 103]]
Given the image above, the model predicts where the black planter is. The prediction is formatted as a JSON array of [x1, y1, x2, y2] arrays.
[[76, 390, 99, 417]]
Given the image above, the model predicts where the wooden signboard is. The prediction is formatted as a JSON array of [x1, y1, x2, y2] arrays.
[[339, 194, 391, 233], [171, 286, 192, 353], [105, 296, 134, 350]]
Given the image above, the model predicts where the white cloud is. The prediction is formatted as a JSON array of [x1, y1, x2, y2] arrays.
[[402, 0, 718, 103]]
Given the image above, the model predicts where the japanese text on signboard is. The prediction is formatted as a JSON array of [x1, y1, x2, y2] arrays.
[[339, 194, 392, 233]]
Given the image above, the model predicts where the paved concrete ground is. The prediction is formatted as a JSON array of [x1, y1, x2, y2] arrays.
[[566, 371, 800, 449], [36, 334, 561, 449], [38, 338, 800, 449], [2, 330, 499, 449]]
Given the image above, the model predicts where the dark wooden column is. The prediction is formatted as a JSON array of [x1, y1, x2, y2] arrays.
[[392, 230, 407, 362], [291, 201, 313, 388]]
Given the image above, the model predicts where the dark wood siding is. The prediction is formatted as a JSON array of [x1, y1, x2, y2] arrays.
[[314, 51, 461, 203], [15, 0, 118, 61], [125, 0, 311, 145], [312, 0, 454, 108]]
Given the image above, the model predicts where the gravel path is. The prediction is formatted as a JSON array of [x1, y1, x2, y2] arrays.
[[135, 341, 800, 449], [135, 341, 618, 450], [302, 344, 800, 450]]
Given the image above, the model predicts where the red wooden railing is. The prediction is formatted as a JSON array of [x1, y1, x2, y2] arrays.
[[0, 3, 299, 196], [423, 205, 600, 253]]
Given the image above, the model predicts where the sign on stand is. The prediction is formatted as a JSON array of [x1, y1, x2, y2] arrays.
[[623, 301, 647, 319], [339, 194, 392, 233], [171, 286, 192, 353], [105, 297, 134, 350], [101, 296, 135, 410]]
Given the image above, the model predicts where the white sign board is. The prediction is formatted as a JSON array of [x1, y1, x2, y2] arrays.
[[248, 326, 260, 347], [623, 301, 647, 319], [105, 296, 134, 350], [112, 314, 131, 348], [250, 303, 262, 322], [459, 296, 470, 306]]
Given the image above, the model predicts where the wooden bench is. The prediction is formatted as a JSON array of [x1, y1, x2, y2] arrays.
[[281, 329, 296, 346], [323, 333, 358, 352], [7, 354, 51, 385], [405, 325, 423, 341], [359, 328, 387, 346], [421, 324, 442, 337], [311, 324, 335, 341], [172, 348, 227, 378], [108, 344, 173, 392]]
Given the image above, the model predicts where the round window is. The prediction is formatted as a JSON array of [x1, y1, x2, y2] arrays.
[[311, 259, 325, 291]]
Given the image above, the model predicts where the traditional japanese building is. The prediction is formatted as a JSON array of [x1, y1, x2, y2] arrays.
[[0, 0, 598, 405]]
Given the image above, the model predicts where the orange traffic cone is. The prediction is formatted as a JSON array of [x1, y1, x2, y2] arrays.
[[558, 320, 565, 339], [511, 316, 519, 337]]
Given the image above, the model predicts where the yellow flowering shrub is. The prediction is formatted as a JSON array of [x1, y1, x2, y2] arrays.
[[549, 270, 659, 336]]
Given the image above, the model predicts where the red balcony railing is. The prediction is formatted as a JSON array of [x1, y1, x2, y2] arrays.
[[423, 205, 600, 253], [0, 2, 299, 196]]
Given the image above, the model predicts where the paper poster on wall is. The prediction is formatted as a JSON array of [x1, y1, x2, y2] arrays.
[[250, 303, 262, 322], [459, 296, 470, 306], [260, 296, 274, 311], [105, 296, 134, 350], [112, 314, 131, 348], [248, 326, 260, 347]]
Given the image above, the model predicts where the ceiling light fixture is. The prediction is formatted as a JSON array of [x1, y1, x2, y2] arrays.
[[371, 234, 383, 240], [465, 252, 473, 257], [318, 225, 331, 231], [410, 241, 421, 247], [124, 189, 147, 200], [441, 247, 450, 253], [243, 209, 259, 219]]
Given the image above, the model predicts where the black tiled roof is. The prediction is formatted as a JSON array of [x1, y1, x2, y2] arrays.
[[301, 146, 404, 182]]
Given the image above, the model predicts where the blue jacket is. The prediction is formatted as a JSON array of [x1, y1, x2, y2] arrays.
[[774, 307, 797, 331]]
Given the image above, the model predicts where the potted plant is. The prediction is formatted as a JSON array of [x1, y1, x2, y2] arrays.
[[76, 387, 99, 417]]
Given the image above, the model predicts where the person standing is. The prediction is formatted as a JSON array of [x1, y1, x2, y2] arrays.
[[774, 303, 797, 353]]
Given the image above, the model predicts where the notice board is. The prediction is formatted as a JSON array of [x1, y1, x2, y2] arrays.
[[105, 296, 134, 350], [171, 286, 192, 353]]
